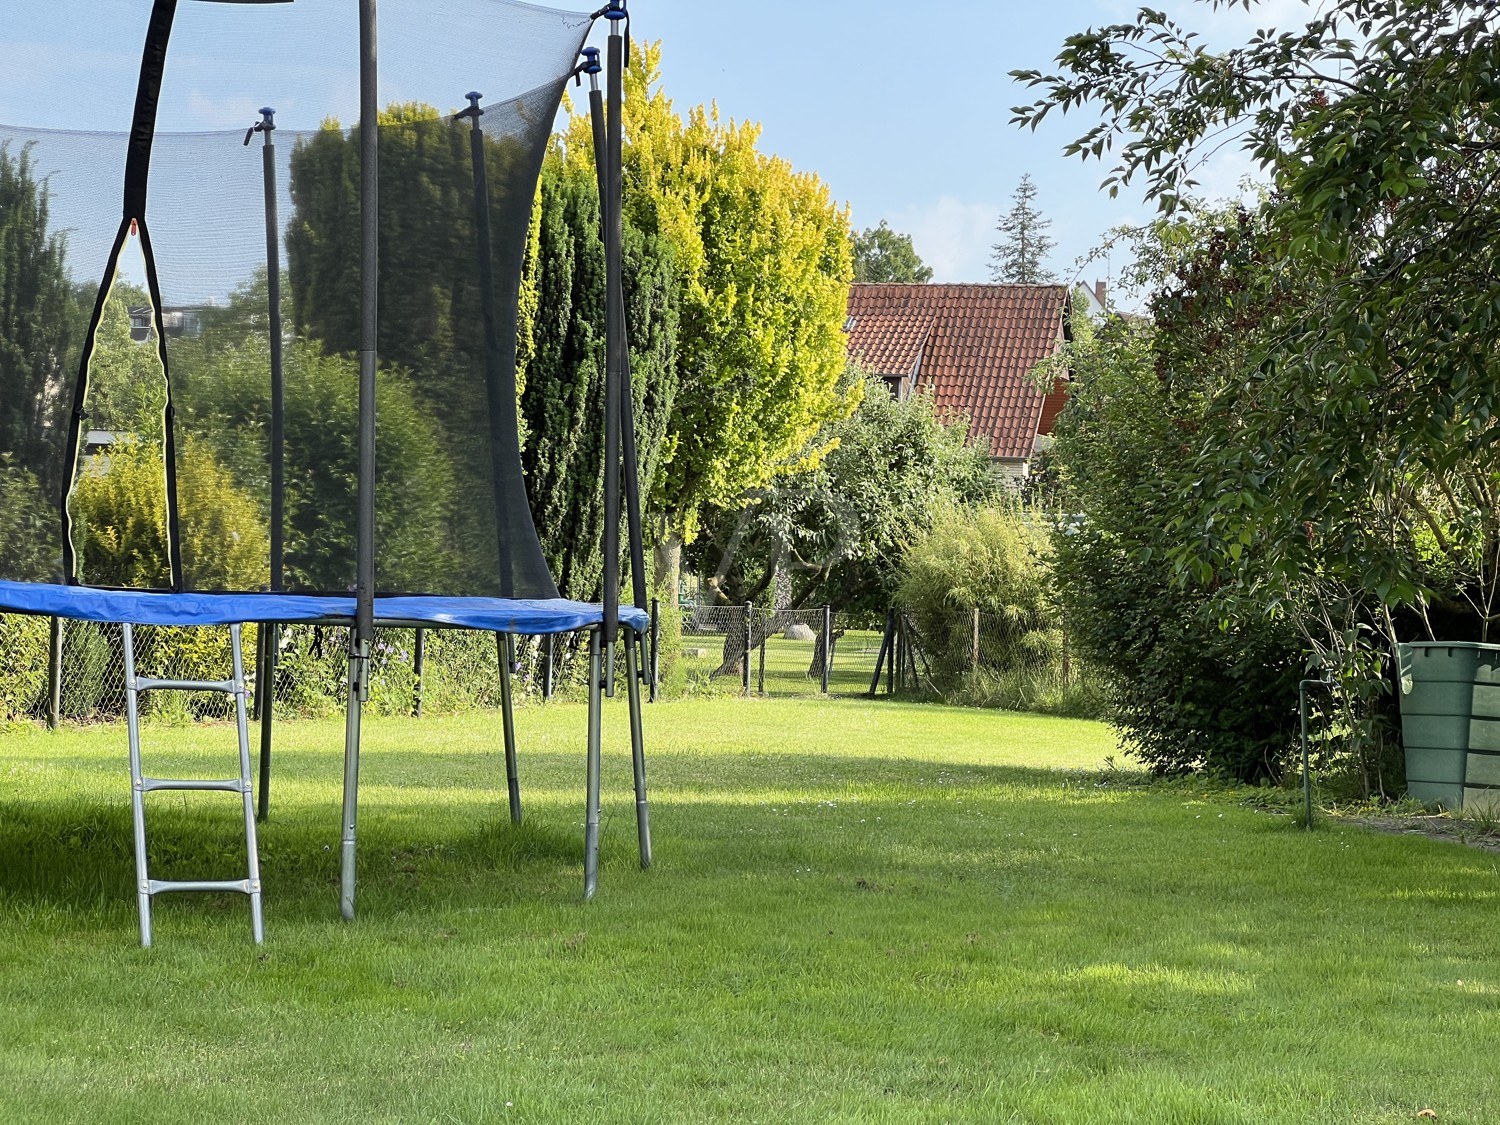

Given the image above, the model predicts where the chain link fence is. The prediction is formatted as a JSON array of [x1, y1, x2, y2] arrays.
[[2, 602, 1107, 725], [868, 607, 1106, 717], [676, 604, 885, 698]]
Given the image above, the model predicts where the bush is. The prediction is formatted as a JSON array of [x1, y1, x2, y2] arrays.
[[896, 503, 1103, 715], [69, 436, 267, 591], [0, 457, 59, 582], [0, 614, 49, 724], [899, 503, 1054, 682], [1054, 534, 1303, 780]]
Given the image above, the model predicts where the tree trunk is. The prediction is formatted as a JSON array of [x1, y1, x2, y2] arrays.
[[653, 518, 682, 607]]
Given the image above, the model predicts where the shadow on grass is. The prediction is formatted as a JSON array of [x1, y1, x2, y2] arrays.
[[0, 751, 1144, 932]]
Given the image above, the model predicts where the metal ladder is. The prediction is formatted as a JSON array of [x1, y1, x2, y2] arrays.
[[122, 621, 264, 947]]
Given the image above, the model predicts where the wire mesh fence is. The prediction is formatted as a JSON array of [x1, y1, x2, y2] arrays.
[[675, 604, 884, 697], [867, 607, 1105, 715], [1, 602, 1106, 725]]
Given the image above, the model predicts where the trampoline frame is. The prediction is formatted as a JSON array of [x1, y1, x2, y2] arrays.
[[0, 0, 652, 934]]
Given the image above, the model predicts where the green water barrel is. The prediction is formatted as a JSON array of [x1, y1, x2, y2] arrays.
[[1397, 642, 1500, 811]]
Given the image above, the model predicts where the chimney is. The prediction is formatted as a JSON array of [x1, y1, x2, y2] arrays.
[[1094, 280, 1107, 308]]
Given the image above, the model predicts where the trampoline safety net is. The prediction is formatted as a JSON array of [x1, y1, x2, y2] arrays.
[[0, 0, 590, 599]]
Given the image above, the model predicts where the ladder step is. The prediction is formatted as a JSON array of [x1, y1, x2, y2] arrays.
[[134, 677, 238, 694], [148, 878, 256, 896], [140, 777, 249, 794]]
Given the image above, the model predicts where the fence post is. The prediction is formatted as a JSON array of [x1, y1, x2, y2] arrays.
[[895, 613, 906, 694], [251, 625, 266, 721], [47, 616, 63, 729], [742, 602, 753, 695], [649, 597, 660, 703], [972, 607, 980, 675], [886, 609, 897, 696], [412, 627, 426, 717], [821, 604, 831, 694], [868, 609, 892, 697]]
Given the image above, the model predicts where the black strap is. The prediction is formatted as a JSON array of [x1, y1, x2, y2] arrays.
[[61, 0, 182, 587], [124, 0, 178, 219]]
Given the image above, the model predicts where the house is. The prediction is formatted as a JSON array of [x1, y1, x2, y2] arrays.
[[128, 305, 204, 343], [844, 283, 1071, 480]]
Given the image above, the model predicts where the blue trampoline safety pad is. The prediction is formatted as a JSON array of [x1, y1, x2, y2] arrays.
[[0, 581, 648, 635]]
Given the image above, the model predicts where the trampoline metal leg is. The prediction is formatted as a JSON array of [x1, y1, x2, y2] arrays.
[[340, 645, 365, 921], [584, 629, 603, 900], [257, 623, 277, 823], [498, 633, 521, 824], [123, 624, 153, 948], [625, 628, 651, 869]]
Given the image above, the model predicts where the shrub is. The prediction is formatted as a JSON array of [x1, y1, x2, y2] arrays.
[[69, 436, 267, 591], [897, 503, 1078, 706], [0, 613, 49, 724]]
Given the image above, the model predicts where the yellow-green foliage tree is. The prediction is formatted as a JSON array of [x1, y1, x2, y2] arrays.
[[71, 435, 266, 591], [620, 44, 858, 597]]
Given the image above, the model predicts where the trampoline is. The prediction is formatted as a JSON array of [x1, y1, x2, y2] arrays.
[[0, 0, 652, 943]]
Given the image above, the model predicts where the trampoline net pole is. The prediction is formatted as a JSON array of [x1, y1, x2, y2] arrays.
[[600, 13, 625, 651], [354, 0, 377, 657]]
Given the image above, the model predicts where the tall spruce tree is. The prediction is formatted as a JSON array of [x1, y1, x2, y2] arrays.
[[989, 173, 1057, 284]]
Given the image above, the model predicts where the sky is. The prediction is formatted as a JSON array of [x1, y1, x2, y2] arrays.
[[0, 0, 1322, 299], [579, 0, 1318, 292]]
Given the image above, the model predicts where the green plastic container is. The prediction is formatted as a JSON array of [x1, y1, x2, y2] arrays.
[[1397, 642, 1500, 811]]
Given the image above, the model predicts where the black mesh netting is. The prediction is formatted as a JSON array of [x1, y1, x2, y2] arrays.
[[0, 0, 589, 597]]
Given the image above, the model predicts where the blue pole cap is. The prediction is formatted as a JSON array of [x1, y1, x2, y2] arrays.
[[467, 91, 483, 107], [604, 0, 626, 19], [581, 46, 602, 73]]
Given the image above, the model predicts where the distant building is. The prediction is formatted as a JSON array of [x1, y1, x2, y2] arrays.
[[128, 306, 204, 343], [845, 283, 1071, 480]]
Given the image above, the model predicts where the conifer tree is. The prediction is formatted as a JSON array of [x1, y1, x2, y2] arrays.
[[989, 173, 1057, 284], [0, 143, 80, 491]]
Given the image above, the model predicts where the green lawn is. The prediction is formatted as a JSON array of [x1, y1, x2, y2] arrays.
[[1, 697, 1498, 1122]]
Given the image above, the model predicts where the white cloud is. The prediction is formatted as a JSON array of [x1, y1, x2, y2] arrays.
[[884, 196, 1000, 284], [1093, 0, 1328, 34]]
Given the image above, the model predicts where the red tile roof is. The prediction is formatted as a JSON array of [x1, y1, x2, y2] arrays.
[[846, 283, 1069, 460], [846, 313, 933, 380]]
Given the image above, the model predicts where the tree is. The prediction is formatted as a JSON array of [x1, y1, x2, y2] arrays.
[[989, 174, 1056, 283], [1043, 262, 1304, 781], [622, 44, 859, 600], [174, 331, 459, 594], [285, 103, 543, 592], [1015, 1, 1500, 787], [286, 103, 530, 392], [853, 221, 934, 283], [0, 141, 82, 497], [516, 105, 681, 603], [687, 373, 1000, 613]]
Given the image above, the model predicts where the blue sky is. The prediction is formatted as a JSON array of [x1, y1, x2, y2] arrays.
[[1, 0, 1314, 298], [583, 0, 1312, 291]]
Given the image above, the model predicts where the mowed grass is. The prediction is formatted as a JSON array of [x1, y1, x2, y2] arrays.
[[2, 697, 1499, 1123]]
